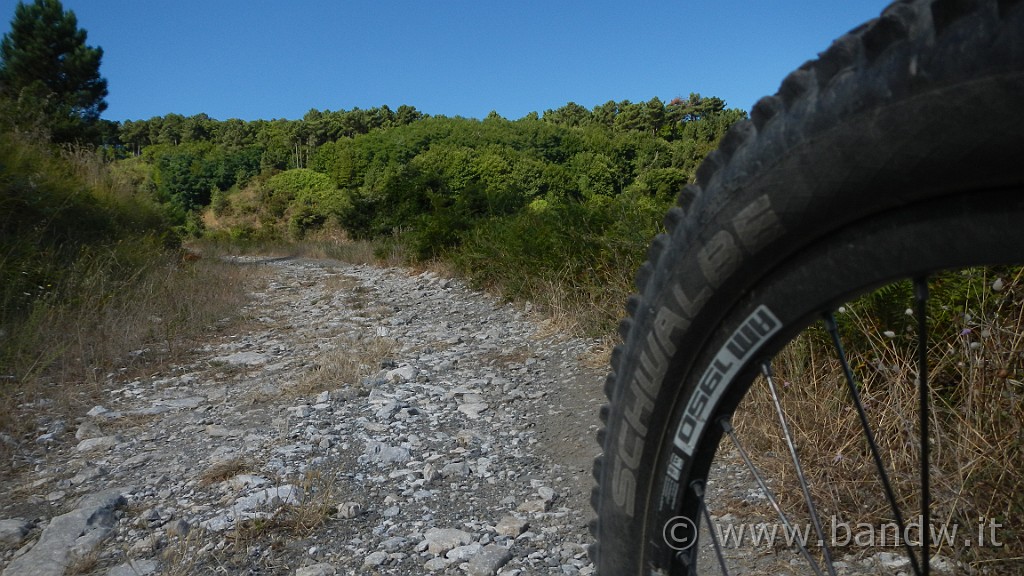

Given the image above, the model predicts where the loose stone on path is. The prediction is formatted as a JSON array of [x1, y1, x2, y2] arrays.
[[0, 258, 603, 575]]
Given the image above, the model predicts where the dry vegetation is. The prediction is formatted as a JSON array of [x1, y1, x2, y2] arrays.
[[290, 335, 400, 398], [159, 462, 342, 576], [732, 268, 1024, 569], [0, 135, 263, 471], [197, 231, 381, 267], [0, 253, 255, 469]]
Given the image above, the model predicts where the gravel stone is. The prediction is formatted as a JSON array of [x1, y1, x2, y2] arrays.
[[362, 551, 388, 567], [495, 515, 529, 537], [295, 562, 337, 576], [422, 527, 473, 555], [0, 519, 30, 548], [465, 544, 513, 576]]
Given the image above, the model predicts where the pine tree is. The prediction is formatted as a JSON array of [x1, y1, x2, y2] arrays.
[[0, 0, 108, 143]]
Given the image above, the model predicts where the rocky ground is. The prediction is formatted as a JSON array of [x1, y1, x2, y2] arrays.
[[0, 257, 606, 576]]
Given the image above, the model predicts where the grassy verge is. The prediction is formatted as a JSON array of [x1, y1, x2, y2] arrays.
[[451, 192, 667, 337], [0, 134, 254, 469], [192, 227, 404, 268], [0, 244, 254, 467]]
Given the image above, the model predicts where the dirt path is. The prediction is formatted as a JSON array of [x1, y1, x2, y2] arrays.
[[1, 257, 606, 576]]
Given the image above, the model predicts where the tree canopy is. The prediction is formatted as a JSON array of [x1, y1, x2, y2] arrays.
[[112, 96, 745, 263], [0, 0, 107, 143]]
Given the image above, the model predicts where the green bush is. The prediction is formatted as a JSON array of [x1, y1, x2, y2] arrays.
[[453, 192, 667, 334], [265, 168, 350, 237]]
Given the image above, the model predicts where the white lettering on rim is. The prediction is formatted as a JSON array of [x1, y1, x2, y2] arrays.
[[673, 305, 781, 456]]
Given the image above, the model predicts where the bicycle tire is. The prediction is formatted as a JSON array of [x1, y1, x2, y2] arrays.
[[590, 0, 1024, 573]]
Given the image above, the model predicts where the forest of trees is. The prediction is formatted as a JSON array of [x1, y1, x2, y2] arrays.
[[118, 97, 744, 254]]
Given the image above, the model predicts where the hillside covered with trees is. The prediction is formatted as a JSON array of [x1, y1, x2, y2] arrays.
[[120, 97, 742, 241], [115, 98, 745, 331]]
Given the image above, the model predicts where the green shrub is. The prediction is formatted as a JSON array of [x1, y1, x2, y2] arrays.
[[453, 192, 667, 334], [265, 168, 350, 237]]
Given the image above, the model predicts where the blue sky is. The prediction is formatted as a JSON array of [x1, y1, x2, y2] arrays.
[[0, 1, 893, 122]]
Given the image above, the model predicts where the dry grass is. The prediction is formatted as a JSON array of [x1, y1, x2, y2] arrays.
[[515, 272, 629, 339], [480, 346, 534, 367], [236, 466, 338, 538], [192, 226, 407, 271], [534, 262, 635, 339], [66, 545, 102, 575], [199, 458, 253, 487], [289, 335, 400, 397], [732, 269, 1024, 570], [0, 254, 255, 472], [290, 230, 381, 266], [100, 412, 161, 435], [160, 464, 340, 575], [581, 338, 616, 371], [159, 523, 214, 576], [321, 272, 360, 294], [533, 278, 590, 337], [408, 256, 458, 279]]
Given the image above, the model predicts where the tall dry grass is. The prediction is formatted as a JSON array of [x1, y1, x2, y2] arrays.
[[732, 268, 1024, 569], [0, 136, 256, 471], [0, 250, 253, 466]]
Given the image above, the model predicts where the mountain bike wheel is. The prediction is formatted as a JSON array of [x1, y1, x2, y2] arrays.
[[591, 0, 1024, 574]]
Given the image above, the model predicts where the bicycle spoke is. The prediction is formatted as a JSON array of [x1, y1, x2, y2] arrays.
[[823, 312, 923, 576], [720, 418, 826, 576], [915, 277, 931, 576], [692, 481, 730, 575], [761, 362, 838, 576]]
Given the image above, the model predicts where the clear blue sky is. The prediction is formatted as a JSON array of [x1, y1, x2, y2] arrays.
[[0, 1, 893, 122]]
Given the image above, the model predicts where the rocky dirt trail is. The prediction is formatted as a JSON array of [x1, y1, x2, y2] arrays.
[[0, 257, 607, 576]]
